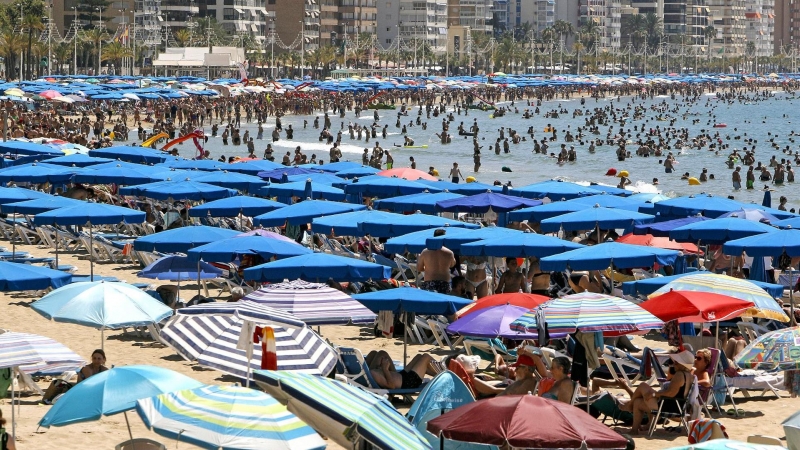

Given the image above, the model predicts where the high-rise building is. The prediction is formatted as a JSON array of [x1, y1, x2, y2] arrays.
[[508, 0, 554, 32], [773, 0, 791, 53], [745, 0, 774, 56], [377, 0, 448, 54], [265, 0, 320, 51], [447, 0, 493, 35], [707, 0, 746, 56], [200, 0, 273, 43]]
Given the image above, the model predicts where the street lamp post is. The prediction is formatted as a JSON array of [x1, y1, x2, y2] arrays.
[[47, 3, 52, 75], [72, 7, 78, 75], [96, 6, 103, 75], [270, 19, 275, 79], [300, 20, 304, 79]]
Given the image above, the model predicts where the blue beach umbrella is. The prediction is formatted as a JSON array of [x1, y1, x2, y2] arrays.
[[44, 154, 113, 167], [0, 141, 63, 156], [621, 272, 785, 298], [263, 180, 346, 201], [723, 229, 800, 257], [718, 208, 780, 223], [190, 170, 268, 192], [257, 167, 323, 182], [286, 173, 345, 185], [669, 217, 776, 244], [460, 233, 585, 258], [0, 163, 80, 184], [770, 217, 800, 229], [312, 210, 478, 237], [226, 159, 283, 175], [384, 228, 476, 254], [540, 205, 654, 233], [511, 180, 603, 200], [118, 179, 238, 201], [253, 200, 366, 227], [136, 385, 326, 450], [1, 196, 80, 215], [252, 371, 431, 450], [88, 146, 170, 164], [39, 365, 203, 446], [448, 182, 503, 195], [373, 191, 464, 214], [133, 225, 240, 253], [188, 196, 285, 218], [435, 192, 542, 213], [167, 159, 233, 171], [0, 261, 71, 291], [633, 216, 710, 237], [73, 163, 161, 185], [507, 196, 643, 223], [341, 175, 442, 198], [244, 253, 392, 283], [186, 236, 311, 262], [32, 281, 174, 347], [334, 165, 381, 178], [139, 255, 223, 281], [652, 194, 744, 218], [0, 187, 50, 204], [540, 242, 679, 272], [425, 226, 524, 252]]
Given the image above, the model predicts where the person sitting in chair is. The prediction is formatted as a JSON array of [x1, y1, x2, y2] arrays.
[[365, 350, 435, 390], [42, 349, 108, 404]]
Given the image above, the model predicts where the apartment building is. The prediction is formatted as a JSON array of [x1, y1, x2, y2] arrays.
[[447, 0, 493, 34], [744, 0, 774, 56], [507, 0, 555, 33], [200, 0, 274, 42], [264, 0, 320, 51], [377, 0, 448, 53], [707, 0, 746, 56]]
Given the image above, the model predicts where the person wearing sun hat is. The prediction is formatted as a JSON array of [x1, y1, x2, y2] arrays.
[[617, 170, 631, 189], [615, 350, 694, 435]]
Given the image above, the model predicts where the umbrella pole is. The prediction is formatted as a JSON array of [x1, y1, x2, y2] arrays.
[[55, 231, 59, 268], [90, 225, 94, 282], [101, 328, 104, 351], [791, 270, 796, 326], [403, 311, 408, 366], [197, 260, 201, 298], [123, 411, 136, 447], [11, 368, 15, 438]]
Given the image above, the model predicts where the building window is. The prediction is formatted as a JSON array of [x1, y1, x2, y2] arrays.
[[207, 0, 216, 4]]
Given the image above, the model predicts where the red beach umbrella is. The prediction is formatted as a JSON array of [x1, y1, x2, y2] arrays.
[[427, 395, 629, 449], [456, 292, 550, 318], [639, 289, 754, 323]]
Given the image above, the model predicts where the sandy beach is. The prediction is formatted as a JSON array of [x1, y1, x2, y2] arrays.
[[0, 240, 795, 450]]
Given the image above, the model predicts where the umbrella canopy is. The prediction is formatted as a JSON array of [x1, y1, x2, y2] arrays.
[[456, 292, 550, 318], [383, 228, 476, 254], [341, 175, 441, 198], [0, 261, 71, 291], [633, 216, 711, 237], [0, 163, 80, 184], [447, 304, 535, 339], [373, 191, 464, 215], [33, 203, 146, 226], [0, 141, 63, 156], [510, 292, 664, 336], [43, 154, 113, 167], [377, 167, 438, 181], [334, 165, 382, 178], [718, 208, 781, 223], [188, 196, 286, 218], [119, 179, 238, 201], [88, 146, 169, 164], [508, 195, 642, 223], [460, 232, 585, 258], [160, 305, 337, 378], [540, 242, 679, 272], [190, 170, 268, 192], [423, 226, 524, 251], [669, 217, 776, 244], [735, 326, 800, 371], [621, 272, 785, 298], [539, 205, 654, 233], [648, 273, 789, 322], [186, 236, 311, 263], [1, 196, 81, 215], [257, 167, 324, 182], [225, 159, 283, 176], [244, 253, 392, 283], [39, 365, 203, 427], [139, 255, 223, 281], [253, 371, 431, 450], [782, 409, 800, 449], [406, 372, 474, 443], [353, 287, 473, 315], [616, 233, 701, 254], [243, 280, 376, 325], [133, 225, 241, 253], [263, 180, 346, 202], [427, 395, 628, 449], [236, 229, 296, 243], [311, 210, 478, 237], [0, 332, 83, 374], [510, 180, 603, 200], [723, 229, 800, 257], [0, 187, 50, 205], [653, 194, 744, 218], [435, 192, 542, 214], [136, 385, 326, 450], [253, 200, 366, 227], [639, 290, 754, 323], [74, 164, 162, 185], [31, 281, 174, 330]]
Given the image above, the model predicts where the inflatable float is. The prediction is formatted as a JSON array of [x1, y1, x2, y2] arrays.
[[142, 132, 169, 148], [162, 130, 205, 158], [713, 123, 727, 128]]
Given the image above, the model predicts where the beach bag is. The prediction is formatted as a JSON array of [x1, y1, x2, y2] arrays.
[[712, 375, 728, 407], [1, 427, 8, 450]]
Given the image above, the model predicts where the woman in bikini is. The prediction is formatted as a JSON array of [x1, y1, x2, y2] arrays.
[[526, 257, 551, 296], [464, 256, 488, 299], [568, 270, 610, 294]]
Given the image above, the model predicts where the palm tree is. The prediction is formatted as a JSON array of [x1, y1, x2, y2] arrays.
[[0, 28, 24, 80], [703, 25, 716, 69], [53, 42, 72, 75], [81, 27, 106, 74], [101, 41, 131, 73], [552, 20, 573, 73], [22, 13, 43, 79], [174, 29, 191, 48], [644, 12, 663, 49]]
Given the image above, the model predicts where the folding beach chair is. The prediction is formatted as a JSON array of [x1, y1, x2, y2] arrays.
[[648, 375, 697, 437], [337, 347, 427, 401]]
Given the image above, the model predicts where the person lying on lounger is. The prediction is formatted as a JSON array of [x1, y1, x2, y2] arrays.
[[366, 350, 435, 390]]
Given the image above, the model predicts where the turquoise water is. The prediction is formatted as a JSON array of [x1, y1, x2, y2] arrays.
[[167, 90, 800, 209]]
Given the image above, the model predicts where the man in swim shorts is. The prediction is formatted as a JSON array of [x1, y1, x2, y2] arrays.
[[417, 229, 456, 294], [732, 166, 742, 190]]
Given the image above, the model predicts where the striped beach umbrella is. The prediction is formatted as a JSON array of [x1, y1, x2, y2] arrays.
[[136, 385, 325, 450], [649, 273, 789, 322], [0, 332, 84, 375], [509, 292, 664, 336], [160, 307, 337, 379], [253, 371, 431, 450], [734, 326, 800, 371], [242, 280, 377, 325]]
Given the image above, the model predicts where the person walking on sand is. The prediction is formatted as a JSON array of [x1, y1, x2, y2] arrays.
[[449, 162, 464, 183]]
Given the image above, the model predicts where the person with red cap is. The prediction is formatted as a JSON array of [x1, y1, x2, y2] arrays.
[[606, 168, 617, 176], [496, 354, 541, 396]]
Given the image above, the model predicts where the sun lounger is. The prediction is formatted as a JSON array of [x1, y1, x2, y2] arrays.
[[337, 346, 427, 401], [427, 318, 463, 350]]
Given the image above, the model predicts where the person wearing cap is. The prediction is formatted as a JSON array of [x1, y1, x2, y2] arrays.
[[496, 354, 547, 397], [516, 348, 576, 403], [616, 350, 693, 434]]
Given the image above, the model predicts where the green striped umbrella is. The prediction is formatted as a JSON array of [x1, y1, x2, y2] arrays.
[[253, 371, 431, 450], [136, 385, 325, 450]]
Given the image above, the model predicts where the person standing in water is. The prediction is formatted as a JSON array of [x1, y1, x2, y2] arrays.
[[732, 166, 742, 190], [449, 162, 463, 183]]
